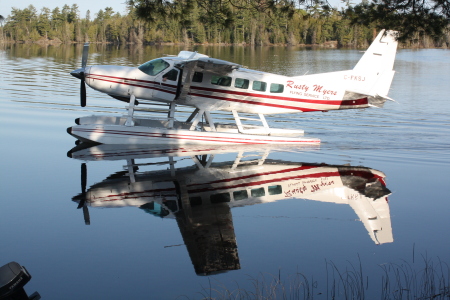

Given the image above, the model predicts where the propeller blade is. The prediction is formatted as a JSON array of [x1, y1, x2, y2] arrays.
[[77, 163, 87, 209], [80, 76, 86, 107], [83, 205, 91, 225], [81, 163, 87, 191], [77, 196, 86, 209], [81, 43, 89, 68]]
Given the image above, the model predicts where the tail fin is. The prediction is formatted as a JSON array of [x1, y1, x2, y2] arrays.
[[293, 30, 398, 106], [350, 30, 399, 99], [354, 30, 398, 73]]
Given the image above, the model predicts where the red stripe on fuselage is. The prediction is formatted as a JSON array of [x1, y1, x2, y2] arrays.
[[190, 92, 320, 112], [191, 85, 340, 105], [86, 73, 367, 109], [88, 73, 177, 89], [188, 171, 341, 194], [190, 86, 368, 107], [87, 73, 177, 94], [340, 98, 368, 106], [188, 165, 321, 187]]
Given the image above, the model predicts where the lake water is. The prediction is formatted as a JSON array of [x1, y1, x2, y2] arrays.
[[1, 44, 449, 299]]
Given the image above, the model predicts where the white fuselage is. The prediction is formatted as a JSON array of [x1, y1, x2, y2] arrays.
[[85, 58, 370, 114], [81, 30, 398, 115], [76, 160, 392, 244]]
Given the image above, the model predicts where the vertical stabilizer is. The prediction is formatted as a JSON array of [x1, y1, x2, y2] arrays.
[[352, 30, 398, 99], [294, 29, 398, 103], [354, 30, 398, 73]]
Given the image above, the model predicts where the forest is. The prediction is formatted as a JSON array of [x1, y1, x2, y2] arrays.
[[0, 1, 449, 48]]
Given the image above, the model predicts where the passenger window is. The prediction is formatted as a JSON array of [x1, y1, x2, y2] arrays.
[[210, 192, 231, 203], [138, 58, 170, 76], [251, 187, 265, 197], [233, 190, 248, 201], [252, 81, 267, 92], [211, 75, 232, 87], [162, 69, 178, 81], [189, 196, 202, 207], [234, 78, 249, 89], [270, 83, 284, 93], [192, 72, 203, 83], [268, 185, 282, 195]]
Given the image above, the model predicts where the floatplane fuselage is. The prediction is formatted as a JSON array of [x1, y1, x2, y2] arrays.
[[68, 30, 398, 145], [69, 144, 393, 246]]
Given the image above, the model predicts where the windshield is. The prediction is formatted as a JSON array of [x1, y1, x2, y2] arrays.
[[138, 58, 170, 76]]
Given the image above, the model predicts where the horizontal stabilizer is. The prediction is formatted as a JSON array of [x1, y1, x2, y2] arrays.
[[369, 70, 396, 99]]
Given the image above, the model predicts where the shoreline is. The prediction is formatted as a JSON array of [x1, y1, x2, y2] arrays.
[[1, 39, 448, 49]]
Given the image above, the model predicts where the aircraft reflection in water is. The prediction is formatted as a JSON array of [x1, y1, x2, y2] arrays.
[[68, 144, 393, 275]]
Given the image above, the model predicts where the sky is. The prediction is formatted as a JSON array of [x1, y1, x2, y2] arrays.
[[1, 0, 346, 19], [1, 0, 129, 19]]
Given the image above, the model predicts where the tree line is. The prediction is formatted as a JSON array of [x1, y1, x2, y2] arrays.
[[1, 1, 449, 48]]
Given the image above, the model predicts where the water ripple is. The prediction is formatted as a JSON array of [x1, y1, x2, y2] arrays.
[[1, 46, 449, 161]]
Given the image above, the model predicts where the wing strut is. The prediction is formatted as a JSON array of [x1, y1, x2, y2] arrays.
[[178, 61, 198, 101], [168, 102, 177, 129], [189, 109, 204, 130], [125, 94, 136, 126], [187, 109, 216, 132], [232, 110, 270, 134], [186, 108, 200, 122]]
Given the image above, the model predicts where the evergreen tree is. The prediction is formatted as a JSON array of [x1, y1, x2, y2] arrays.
[[345, 0, 450, 41], [37, 7, 51, 39], [1, 2, 448, 47]]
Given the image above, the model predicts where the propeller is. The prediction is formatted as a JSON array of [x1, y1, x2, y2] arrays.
[[80, 43, 89, 107], [70, 43, 90, 107], [77, 163, 91, 225], [80, 76, 86, 107]]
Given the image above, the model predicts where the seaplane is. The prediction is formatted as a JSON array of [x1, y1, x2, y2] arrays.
[[68, 30, 398, 145], [69, 144, 393, 274]]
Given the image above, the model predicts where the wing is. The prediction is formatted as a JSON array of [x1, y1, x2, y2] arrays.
[[174, 53, 241, 101]]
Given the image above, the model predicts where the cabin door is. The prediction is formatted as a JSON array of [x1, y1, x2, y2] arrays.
[[153, 68, 180, 102]]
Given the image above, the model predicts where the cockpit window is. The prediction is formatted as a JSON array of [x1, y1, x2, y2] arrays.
[[139, 202, 170, 217], [138, 58, 170, 76]]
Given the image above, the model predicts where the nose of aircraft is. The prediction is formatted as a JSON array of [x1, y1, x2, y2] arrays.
[[70, 68, 85, 79]]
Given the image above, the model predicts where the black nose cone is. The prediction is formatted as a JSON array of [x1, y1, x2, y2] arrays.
[[70, 68, 85, 79]]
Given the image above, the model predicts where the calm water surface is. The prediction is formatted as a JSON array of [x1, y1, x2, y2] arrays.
[[1, 44, 449, 299]]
